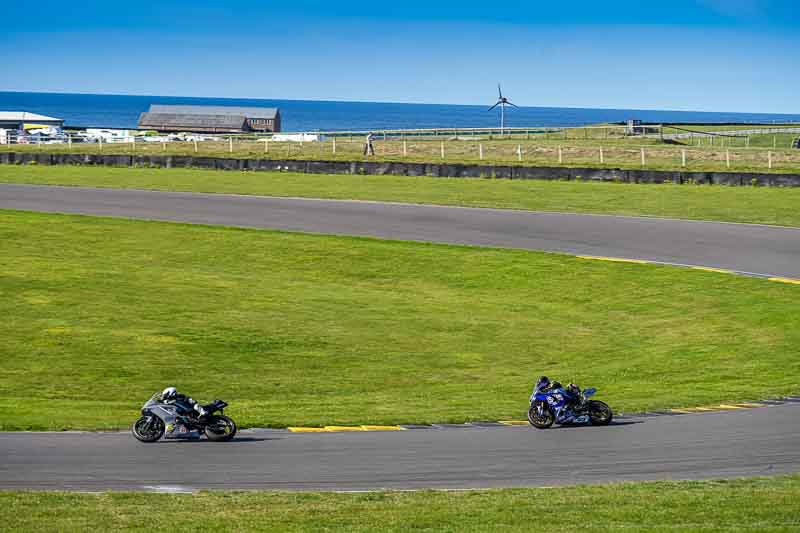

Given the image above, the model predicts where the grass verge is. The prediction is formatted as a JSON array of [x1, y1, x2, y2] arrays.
[[2, 476, 799, 532], [2, 165, 800, 227], [1, 210, 798, 430]]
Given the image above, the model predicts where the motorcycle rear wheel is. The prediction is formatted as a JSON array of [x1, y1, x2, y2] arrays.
[[132, 416, 165, 443], [527, 402, 555, 429], [204, 415, 237, 442], [588, 400, 613, 426]]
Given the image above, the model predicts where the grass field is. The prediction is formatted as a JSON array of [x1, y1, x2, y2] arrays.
[[3, 128, 799, 172], [1, 210, 798, 430], [663, 123, 800, 132], [3, 165, 800, 227], [2, 476, 799, 532]]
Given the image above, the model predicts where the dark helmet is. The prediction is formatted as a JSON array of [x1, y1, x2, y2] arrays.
[[537, 376, 550, 387]]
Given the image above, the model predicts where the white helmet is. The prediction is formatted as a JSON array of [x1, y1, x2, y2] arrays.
[[161, 387, 177, 401]]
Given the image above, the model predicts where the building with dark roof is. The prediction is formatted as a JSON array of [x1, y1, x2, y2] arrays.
[[137, 104, 281, 133]]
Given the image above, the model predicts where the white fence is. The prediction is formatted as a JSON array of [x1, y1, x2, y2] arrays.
[[4, 123, 800, 147]]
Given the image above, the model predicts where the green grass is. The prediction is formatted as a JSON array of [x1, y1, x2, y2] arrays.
[[664, 123, 800, 132], [746, 132, 799, 149], [1, 210, 798, 430], [2, 476, 799, 532], [3, 165, 800, 227]]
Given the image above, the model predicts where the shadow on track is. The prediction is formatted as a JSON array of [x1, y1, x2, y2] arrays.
[[544, 419, 644, 430], [145, 436, 281, 444]]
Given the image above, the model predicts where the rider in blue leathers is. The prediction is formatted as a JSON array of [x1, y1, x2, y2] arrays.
[[537, 376, 582, 417]]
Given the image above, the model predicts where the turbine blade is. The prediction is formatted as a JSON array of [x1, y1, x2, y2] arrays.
[[488, 103, 500, 111], [507, 101, 519, 108], [498, 84, 503, 98]]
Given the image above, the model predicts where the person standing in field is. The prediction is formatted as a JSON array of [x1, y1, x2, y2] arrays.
[[364, 132, 375, 156]]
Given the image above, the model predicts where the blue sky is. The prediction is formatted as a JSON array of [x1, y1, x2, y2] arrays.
[[3, 1, 798, 113]]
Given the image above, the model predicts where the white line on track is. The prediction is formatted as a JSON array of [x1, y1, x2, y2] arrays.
[[142, 485, 196, 494]]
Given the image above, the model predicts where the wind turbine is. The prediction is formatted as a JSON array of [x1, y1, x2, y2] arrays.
[[488, 84, 518, 136]]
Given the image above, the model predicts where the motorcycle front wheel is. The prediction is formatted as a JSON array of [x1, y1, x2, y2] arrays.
[[204, 415, 237, 442], [132, 416, 165, 443], [588, 400, 613, 426], [527, 402, 555, 429]]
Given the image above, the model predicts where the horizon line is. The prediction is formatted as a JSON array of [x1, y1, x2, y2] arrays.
[[1, 89, 799, 118]]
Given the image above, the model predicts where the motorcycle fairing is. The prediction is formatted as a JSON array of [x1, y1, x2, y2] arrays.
[[145, 402, 199, 440]]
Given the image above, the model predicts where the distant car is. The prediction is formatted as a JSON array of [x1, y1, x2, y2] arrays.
[[141, 136, 171, 143]]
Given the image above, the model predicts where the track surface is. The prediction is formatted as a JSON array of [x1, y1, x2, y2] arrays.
[[2, 183, 800, 278], [1, 405, 798, 491], [2, 183, 799, 491]]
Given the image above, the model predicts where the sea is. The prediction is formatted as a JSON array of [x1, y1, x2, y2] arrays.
[[3, 91, 800, 132]]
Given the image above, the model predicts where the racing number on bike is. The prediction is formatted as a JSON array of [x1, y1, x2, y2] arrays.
[[547, 393, 563, 405]]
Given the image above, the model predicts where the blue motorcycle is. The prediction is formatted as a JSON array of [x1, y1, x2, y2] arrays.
[[527, 378, 613, 429]]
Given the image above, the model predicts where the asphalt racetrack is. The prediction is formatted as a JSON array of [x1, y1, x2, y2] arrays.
[[1, 183, 800, 278], [1, 183, 799, 491], [1, 405, 799, 491]]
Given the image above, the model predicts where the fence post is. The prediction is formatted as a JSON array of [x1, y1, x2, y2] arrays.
[[479, 143, 483, 161], [162, 141, 166, 152], [332, 137, 336, 154], [131, 136, 135, 153], [640, 147, 645, 166], [746, 136, 750, 148], [726, 150, 730, 168], [99, 137, 103, 152], [681, 149, 686, 167], [558, 146, 563, 164], [517, 144, 522, 162], [440, 141, 445, 159], [68, 134, 72, 150], [194, 140, 198, 153], [773, 136, 777, 149], [599, 147, 604, 164], [403, 139, 407, 157], [229, 137, 233, 153], [768, 151, 773, 169]]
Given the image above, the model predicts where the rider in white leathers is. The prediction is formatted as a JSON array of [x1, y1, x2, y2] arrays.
[[161, 387, 207, 420]]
